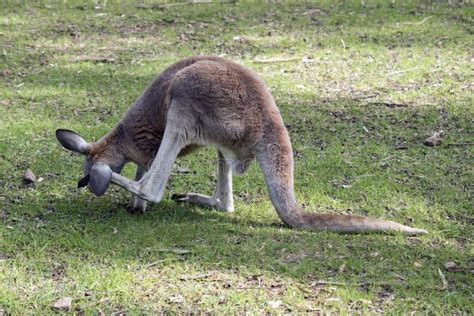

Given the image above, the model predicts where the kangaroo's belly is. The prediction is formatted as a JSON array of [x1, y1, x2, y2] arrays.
[[178, 144, 202, 157]]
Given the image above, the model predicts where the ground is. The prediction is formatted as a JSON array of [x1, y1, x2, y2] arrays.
[[0, 0, 473, 314]]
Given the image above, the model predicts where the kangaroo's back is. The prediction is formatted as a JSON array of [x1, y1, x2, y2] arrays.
[[122, 56, 228, 130], [165, 58, 280, 155], [118, 56, 229, 165]]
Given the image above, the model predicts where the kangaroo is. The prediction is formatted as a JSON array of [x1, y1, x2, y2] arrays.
[[56, 56, 427, 235]]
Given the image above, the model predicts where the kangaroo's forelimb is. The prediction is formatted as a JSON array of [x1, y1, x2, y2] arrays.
[[127, 164, 148, 213]]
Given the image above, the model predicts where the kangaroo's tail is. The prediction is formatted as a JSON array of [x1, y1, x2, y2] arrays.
[[256, 127, 427, 235], [287, 209, 427, 235]]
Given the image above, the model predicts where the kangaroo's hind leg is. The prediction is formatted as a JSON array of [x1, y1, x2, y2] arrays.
[[172, 150, 234, 212]]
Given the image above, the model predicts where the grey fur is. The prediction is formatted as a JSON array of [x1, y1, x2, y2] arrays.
[[57, 56, 427, 235]]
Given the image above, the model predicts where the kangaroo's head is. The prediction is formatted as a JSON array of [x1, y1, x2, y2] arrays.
[[55, 129, 125, 196]]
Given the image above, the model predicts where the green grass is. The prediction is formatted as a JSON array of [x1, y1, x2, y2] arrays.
[[0, 0, 473, 313]]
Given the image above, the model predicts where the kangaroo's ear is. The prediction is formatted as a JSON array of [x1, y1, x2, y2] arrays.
[[89, 163, 112, 196], [56, 129, 90, 154]]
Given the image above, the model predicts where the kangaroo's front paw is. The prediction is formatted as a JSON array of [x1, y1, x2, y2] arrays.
[[127, 196, 147, 214], [127, 204, 145, 214], [111, 172, 141, 195]]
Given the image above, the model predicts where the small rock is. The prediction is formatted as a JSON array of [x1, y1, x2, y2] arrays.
[[268, 300, 282, 308], [22, 168, 36, 185], [424, 131, 443, 147], [443, 261, 461, 272], [52, 297, 72, 310]]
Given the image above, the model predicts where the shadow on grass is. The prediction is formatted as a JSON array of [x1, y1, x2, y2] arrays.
[[1, 190, 464, 284]]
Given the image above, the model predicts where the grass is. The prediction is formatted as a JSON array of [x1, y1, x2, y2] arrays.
[[0, 0, 473, 313]]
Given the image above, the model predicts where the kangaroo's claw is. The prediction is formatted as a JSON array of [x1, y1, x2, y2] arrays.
[[111, 172, 157, 203]]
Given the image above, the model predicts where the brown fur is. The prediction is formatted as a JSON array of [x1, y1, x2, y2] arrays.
[[58, 56, 427, 235]]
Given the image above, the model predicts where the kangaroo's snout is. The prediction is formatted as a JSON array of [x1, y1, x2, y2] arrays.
[[77, 174, 90, 188]]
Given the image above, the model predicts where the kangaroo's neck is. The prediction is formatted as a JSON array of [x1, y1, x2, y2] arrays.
[[90, 124, 127, 170]]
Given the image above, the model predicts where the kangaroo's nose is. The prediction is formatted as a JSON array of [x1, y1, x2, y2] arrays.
[[77, 174, 90, 188]]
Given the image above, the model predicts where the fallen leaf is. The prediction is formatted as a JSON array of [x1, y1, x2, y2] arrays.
[[233, 35, 248, 43], [331, 178, 352, 189], [268, 300, 282, 308], [395, 143, 408, 150], [0, 253, 12, 260], [52, 297, 72, 310], [168, 294, 184, 303], [2, 69, 12, 76], [338, 263, 347, 273], [51, 263, 65, 281], [174, 165, 193, 174]]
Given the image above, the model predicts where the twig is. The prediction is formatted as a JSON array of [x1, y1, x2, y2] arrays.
[[76, 298, 111, 312], [311, 280, 402, 287], [437, 268, 448, 290], [146, 259, 170, 269], [73, 106, 98, 115], [340, 39, 346, 50], [138, 0, 235, 9], [70, 56, 116, 63], [254, 57, 300, 63], [386, 67, 419, 76], [446, 142, 474, 147], [179, 273, 212, 281], [400, 16, 433, 26], [318, 94, 378, 103], [370, 101, 409, 108], [352, 94, 379, 100]]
